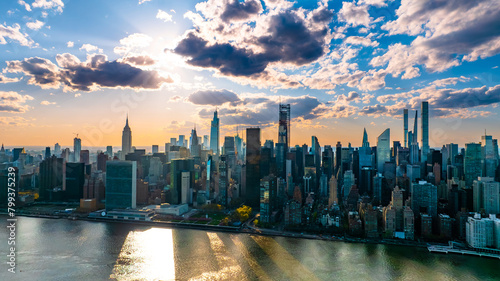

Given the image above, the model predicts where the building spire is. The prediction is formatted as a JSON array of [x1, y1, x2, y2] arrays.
[[126, 113, 129, 126], [362, 128, 369, 148], [1, 143, 4, 152]]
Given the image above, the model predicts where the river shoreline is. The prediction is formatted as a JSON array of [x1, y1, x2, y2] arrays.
[[4, 212, 500, 260]]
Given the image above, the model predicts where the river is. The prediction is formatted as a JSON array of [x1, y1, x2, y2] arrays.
[[1, 216, 500, 280]]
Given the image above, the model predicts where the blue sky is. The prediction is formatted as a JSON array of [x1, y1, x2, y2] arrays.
[[1, 0, 500, 148]]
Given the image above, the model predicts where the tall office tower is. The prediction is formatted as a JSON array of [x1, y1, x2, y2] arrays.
[[377, 129, 390, 173], [171, 158, 195, 204], [246, 128, 261, 208], [446, 143, 458, 165], [404, 109, 408, 148], [235, 132, 243, 162], [178, 135, 186, 147], [392, 186, 404, 230], [106, 146, 113, 158], [223, 136, 235, 170], [65, 162, 85, 201], [342, 170, 355, 199], [45, 147, 51, 159], [335, 142, 342, 171], [362, 128, 370, 148], [473, 177, 500, 214], [210, 109, 220, 156], [260, 175, 277, 223], [170, 138, 177, 145], [421, 102, 429, 164], [121, 115, 132, 158], [403, 206, 415, 240], [105, 161, 137, 210], [275, 143, 286, 178], [190, 127, 201, 160], [97, 152, 108, 172], [493, 139, 499, 160], [465, 143, 483, 186], [54, 143, 61, 156], [39, 155, 65, 201], [482, 134, 498, 177], [311, 136, 321, 192], [74, 136, 82, 162], [278, 103, 291, 151], [218, 155, 228, 206], [410, 180, 438, 217], [409, 111, 419, 164], [152, 145, 159, 154], [203, 135, 210, 150], [80, 150, 90, 165]]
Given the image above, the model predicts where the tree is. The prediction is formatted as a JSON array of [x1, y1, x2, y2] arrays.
[[234, 205, 252, 222]]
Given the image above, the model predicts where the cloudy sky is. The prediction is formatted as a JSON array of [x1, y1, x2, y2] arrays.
[[1, 0, 499, 148]]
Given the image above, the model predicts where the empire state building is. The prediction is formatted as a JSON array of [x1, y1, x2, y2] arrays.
[[122, 115, 132, 158]]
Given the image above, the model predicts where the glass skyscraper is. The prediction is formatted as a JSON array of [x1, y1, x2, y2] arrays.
[[210, 109, 220, 156], [421, 101, 429, 164], [377, 128, 390, 173], [105, 161, 137, 210]]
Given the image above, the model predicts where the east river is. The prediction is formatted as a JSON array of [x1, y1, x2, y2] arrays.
[[1, 215, 500, 280]]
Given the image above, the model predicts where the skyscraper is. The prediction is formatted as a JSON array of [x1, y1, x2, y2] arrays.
[[190, 127, 201, 161], [246, 128, 261, 208], [421, 101, 429, 164], [54, 143, 61, 156], [106, 146, 113, 158], [106, 161, 137, 210], [410, 180, 438, 217], [210, 109, 220, 156], [278, 103, 291, 151], [362, 128, 370, 148], [465, 143, 482, 187], [45, 147, 51, 159], [377, 129, 390, 173], [404, 109, 408, 148], [482, 134, 498, 177], [409, 110, 419, 164], [39, 155, 65, 201], [121, 115, 132, 158], [74, 136, 81, 162]]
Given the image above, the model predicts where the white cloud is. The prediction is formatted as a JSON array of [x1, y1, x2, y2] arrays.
[[114, 33, 152, 55], [40, 100, 56, 105], [344, 36, 379, 47], [156, 9, 173, 22], [338, 2, 372, 27], [0, 91, 34, 113], [67, 41, 74, 48], [26, 20, 45, 30], [18, 0, 31, 11], [32, 0, 64, 13], [376, 0, 500, 77], [431, 76, 471, 87], [79, 43, 103, 53], [74, 93, 81, 98], [138, 0, 151, 4], [0, 74, 19, 84], [0, 23, 35, 47]]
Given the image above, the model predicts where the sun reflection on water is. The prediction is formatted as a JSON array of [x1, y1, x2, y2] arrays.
[[111, 228, 175, 281]]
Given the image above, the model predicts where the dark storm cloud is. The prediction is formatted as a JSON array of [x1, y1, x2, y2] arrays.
[[188, 89, 241, 105], [174, 11, 328, 76], [424, 85, 500, 109], [311, 6, 334, 23], [5, 54, 172, 91], [174, 33, 269, 76], [220, 0, 262, 22]]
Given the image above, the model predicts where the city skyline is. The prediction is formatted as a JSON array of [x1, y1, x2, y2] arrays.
[[1, 0, 500, 147]]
